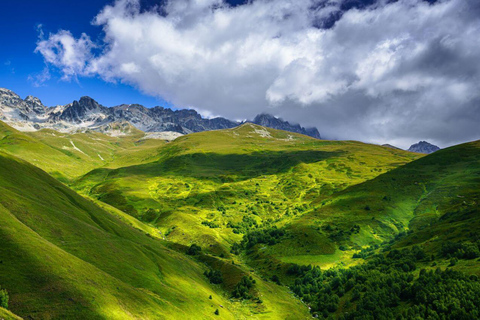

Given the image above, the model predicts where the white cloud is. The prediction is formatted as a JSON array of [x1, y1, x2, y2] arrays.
[[35, 30, 95, 80], [28, 67, 51, 87], [36, 0, 480, 148]]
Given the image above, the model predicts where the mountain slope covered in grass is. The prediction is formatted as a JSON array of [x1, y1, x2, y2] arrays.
[[73, 123, 420, 257], [0, 120, 169, 181], [4, 118, 479, 319], [0, 151, 309, 319], [236, 140, 480, 318]]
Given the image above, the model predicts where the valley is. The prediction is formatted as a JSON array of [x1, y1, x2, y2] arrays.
[[0, 118, 479, 319]]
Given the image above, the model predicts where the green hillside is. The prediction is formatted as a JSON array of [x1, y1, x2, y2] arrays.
[[237, 140, 480, 318], [0, 307, 22, 320], [0, 151, 309, 319], [73, 123, 420, 256], [279, 139, 480, 264], [0, 121, 167, 181], [3, 119, 479, 319]]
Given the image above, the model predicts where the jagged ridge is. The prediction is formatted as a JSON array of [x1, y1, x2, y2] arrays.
[[0, 88, 321, 138]]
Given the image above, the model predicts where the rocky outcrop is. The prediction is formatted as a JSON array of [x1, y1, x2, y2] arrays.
[[251, 114, 321, 139], [0, 88, 321, 138]]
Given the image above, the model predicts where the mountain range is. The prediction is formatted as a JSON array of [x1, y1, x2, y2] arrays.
[[0, 88, 321, 139]]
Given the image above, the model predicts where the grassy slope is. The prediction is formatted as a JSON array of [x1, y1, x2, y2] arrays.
[[0, 307, 22, 320], [0, 151, 309, 319], [74, 123, 420, 255], [0, 121, 432, 319], [0, 121, 167, 182], [260, 140, 480, 270]]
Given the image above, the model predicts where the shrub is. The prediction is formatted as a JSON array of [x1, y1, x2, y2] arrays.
[[204, 269, 223, 284], [271, 274, 281, 285], [0, 286, 8, 309], [187, 244, 202, 255], [232, 276, 256, 299]]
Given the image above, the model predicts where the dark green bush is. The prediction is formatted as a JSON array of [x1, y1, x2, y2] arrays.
[[204, 269, 223, 284], [187, 244, 202, 255], [0, 286, 8, 309]]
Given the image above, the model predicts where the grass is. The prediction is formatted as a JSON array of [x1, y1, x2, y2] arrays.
[[0, 307, 22, 320], [0, 150, 310, 319], [73, 124, 420, 258], [261, 140, 480, 273], [0, 121, 167, 181], [3, 118, 480, 319]]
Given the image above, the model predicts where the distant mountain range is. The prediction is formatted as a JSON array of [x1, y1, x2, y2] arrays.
[[408, 141, 440, 154], [0, 88, 321, 139]]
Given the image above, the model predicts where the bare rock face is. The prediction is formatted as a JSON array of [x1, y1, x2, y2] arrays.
[[252, 114, 321, 139], [408, 141, 440, 154], [0, 87, 322, 138]]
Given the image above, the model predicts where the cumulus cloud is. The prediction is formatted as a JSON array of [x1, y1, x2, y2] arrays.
[[36, 0, 480, 148], [36, 29, 95, 80]]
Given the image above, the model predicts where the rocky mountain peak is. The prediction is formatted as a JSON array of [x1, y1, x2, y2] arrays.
[[78, 96, 101, 110], [408, 141, 440, 154], [25, 95, 42, 104], [0, 88, 23, 107], [24, 95, 46, 114], [252, 113, 321, 139]]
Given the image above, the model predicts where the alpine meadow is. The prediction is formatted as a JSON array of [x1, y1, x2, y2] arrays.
[[1, 0, 480, 319]]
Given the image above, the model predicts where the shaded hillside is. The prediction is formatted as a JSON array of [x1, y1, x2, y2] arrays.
[[0, 151, 309, 319]]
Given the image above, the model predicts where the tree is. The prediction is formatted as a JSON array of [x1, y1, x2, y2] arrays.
[[214, 309, 219, 315], [0, 286, 8, 309], [187, 244, 202, 255], [204, 269, 223, 284]]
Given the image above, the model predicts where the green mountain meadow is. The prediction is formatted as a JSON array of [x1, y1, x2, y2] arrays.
[[1, 120, 480, 319]]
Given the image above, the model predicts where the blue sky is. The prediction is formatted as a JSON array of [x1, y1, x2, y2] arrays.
[[0, 0, 172, 107]]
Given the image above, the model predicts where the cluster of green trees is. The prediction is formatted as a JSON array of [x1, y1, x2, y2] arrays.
[[201, 220, 220, 228], [352, 244, 380, 259], [231, 227, 286, 254], [204, 269, 223, 284], [323, 224, 361, 242], [232, 276, 256, 300], [441, 241, 480, 260], [186, 244, 202, 255], [289, 246, 480, 319], [0, 285, 8, 309], [227, 215, 258, 234]]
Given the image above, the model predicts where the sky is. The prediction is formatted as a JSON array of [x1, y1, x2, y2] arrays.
[[1, 0, 479, 148]]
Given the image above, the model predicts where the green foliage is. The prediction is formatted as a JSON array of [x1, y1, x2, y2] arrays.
[[288, 245, 480, 319], [187, 244, 202, 256], [227, 215, 258, 234], [231, 227, 287, 254], [323, 224, 361, 242], [201, 220, 220, 228], [271, 275, 281, 285], [204, 269, 223, 284], [442, 241, 480, 260], [232, 276, 256, 300], [0, 152, 249, 319], [4, 121, 480, 319], [0, 286, 8, 309]]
